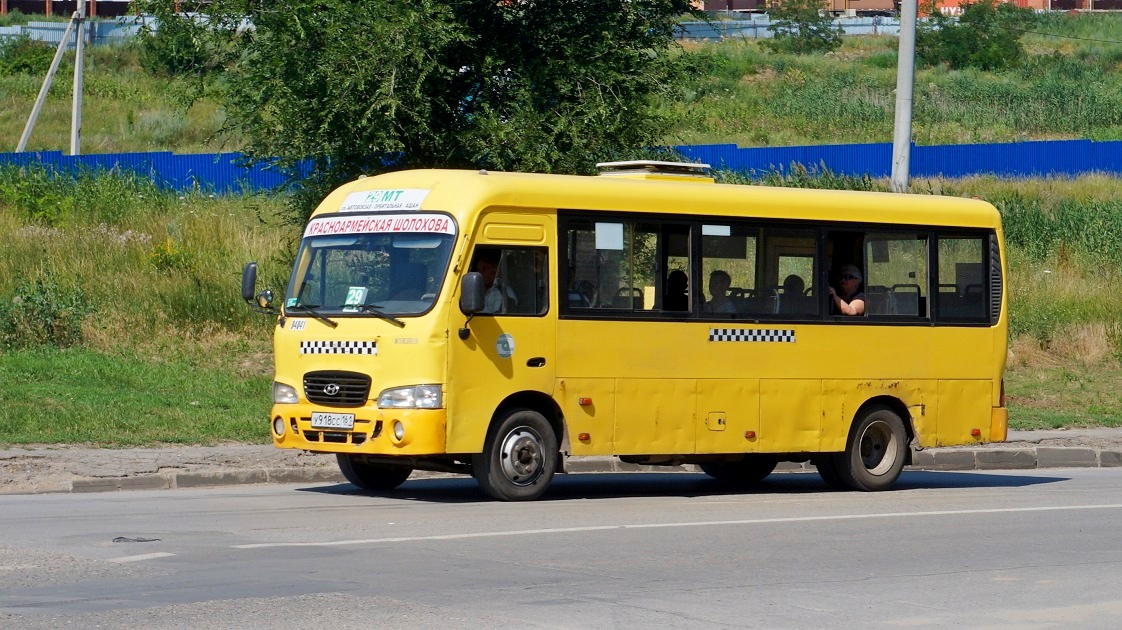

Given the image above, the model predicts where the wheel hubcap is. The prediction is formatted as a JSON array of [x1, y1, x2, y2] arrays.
[[858, 420, 898, 476], [499, 426, 544, 486]]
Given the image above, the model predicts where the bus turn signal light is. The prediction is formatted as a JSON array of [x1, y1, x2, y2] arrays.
[[745, 431, 756, 440], [578, 397, 593, 406], [578, 433, 591, 442], [971, 428, 982, 437]]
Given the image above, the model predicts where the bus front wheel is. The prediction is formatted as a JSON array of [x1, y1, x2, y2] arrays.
[[831, 405, 907, 491], [472, 408, 558, 501], [336, 454, 413, 491]]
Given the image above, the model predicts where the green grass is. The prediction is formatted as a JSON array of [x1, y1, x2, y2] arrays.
[[667, 15, 1122, 146], [0, 348, 270, 445], [1, 42, 237, 153], [1006, 365, 1122, 430]]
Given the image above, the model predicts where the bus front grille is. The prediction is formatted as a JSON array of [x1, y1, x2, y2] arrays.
[[303, 371, 371, 407]]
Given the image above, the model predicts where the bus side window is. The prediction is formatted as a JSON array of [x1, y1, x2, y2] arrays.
[[700, 224, 757, 319], [863, 232, 928, 318], [562, 218, 660, 315], [936, 237, 987, 322]]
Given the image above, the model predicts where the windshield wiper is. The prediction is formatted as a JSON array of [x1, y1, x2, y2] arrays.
[[357, 304, 406, 328], [285, 304, 338, 329]]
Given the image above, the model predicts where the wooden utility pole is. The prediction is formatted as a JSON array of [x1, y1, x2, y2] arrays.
[[46, 0, 54, 17], [1, 1, 8, 18]]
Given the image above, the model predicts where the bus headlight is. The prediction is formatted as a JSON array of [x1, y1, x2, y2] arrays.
[[273, 382, 299, 404], [378, 385, 443, 409]]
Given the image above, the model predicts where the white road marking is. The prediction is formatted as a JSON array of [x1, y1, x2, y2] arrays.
[[233, 503, 1122, 549], [108, 552, 176, 563]]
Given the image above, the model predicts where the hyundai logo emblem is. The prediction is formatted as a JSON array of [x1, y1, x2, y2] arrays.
[[323, 383, 340, 396]]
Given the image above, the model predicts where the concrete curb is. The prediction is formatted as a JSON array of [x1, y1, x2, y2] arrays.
[[9, 445, 1120, 495]]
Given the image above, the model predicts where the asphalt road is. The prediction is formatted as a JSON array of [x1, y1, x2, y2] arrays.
[[3, 468, 1122, 629]]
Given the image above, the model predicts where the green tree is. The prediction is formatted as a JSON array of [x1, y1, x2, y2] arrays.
[[764, 0, 842, 55], [138, 0, 693, 220], [916, 0, 1036, 70]]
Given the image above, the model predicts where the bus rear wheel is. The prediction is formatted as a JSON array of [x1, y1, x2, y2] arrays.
[[336, 454, 413, 491], [700, 456, 778, 486], [472, 408, 558, 501], [831, 405, 907, 491]]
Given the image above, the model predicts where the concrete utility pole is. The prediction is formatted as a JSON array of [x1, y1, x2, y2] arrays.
[[71, 0, 88, 155], [16, 11, 79, 152], [890, 0, 917, 193]]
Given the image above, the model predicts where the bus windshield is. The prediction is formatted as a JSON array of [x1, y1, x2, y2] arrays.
[[285, 213, 457, 317]]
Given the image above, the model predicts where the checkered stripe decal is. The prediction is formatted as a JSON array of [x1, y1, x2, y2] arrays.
[[300, 340, 377, 355], [709, 328, 795, 343]]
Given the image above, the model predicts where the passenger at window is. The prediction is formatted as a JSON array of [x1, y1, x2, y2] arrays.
[[664, 269, 689, 311], [703, 269, 736, 315], [828, 264, 865, 316], [475, 251, 517, 314], [782, 274, 805, 297]]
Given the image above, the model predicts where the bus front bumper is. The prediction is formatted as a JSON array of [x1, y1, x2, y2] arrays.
[[270, 405, 447, 456]]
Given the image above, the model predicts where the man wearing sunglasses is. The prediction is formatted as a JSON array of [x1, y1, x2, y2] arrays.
[[828, 264, 866, 316]]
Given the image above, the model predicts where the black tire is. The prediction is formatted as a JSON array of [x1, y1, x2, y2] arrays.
[[813, 456, 847, 489], [472, 408, 558, 501], [832, 405, 908, 491], [336, 454, 413, 491], [699, 456, 778, 486]]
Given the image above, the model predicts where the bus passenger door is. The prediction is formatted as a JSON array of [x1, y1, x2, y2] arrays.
[[446, 215, 556, 454]]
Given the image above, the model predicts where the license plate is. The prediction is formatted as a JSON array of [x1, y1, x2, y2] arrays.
[[310, 412, 355, 430]]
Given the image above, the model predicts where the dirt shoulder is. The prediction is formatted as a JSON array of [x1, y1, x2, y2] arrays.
[[0, 444, 338, 494]]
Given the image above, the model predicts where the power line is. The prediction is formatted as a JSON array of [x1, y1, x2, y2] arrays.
[[998, 24, 1122, 46]]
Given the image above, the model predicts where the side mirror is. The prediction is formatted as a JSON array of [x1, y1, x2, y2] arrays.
[[256, 289, 274, 309], [241, 262, 258, 303], [460, 272, 485, 314]]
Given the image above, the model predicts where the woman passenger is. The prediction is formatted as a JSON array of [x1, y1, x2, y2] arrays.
[[828, 264, 865, 316]]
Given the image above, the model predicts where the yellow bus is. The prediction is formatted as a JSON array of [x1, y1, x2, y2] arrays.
[[241, 161, 1008, 501]]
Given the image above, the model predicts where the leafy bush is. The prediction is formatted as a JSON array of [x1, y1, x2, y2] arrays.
[[0, 34, 55, 76], [0, 272, 94, 349], [134, 3, 225, 78], [0, 163, 172, 226], [0, 8, 27, 27], [763, 0, 842, 55], [916, 0, 1036, 71]]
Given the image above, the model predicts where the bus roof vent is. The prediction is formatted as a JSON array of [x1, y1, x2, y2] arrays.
[[595, 160, 714, 183]]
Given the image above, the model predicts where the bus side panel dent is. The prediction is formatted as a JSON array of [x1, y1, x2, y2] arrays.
[[819, 380, 937, 451], [936, 380, 993, 446], [760, 380, 821, 453]]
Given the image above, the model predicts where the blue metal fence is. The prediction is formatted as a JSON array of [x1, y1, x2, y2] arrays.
[[1, 140, 1119, 193], [0, 150, 300, 193], [675, 139, 1122, 179]]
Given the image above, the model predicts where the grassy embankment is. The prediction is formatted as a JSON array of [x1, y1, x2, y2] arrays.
[[0, 39, 235, 153], [2, 14, 1122, 446]]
